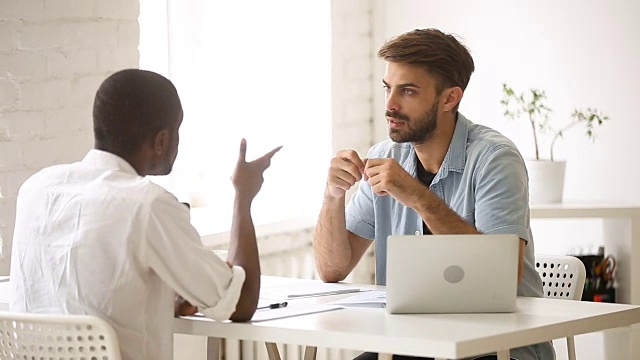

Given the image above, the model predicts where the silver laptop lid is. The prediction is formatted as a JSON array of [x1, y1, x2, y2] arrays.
[[385, 234, 519, 314]]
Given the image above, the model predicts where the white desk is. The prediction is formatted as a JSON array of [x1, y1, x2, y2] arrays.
[[174, 276, 640, 360], [2, 276, 639, 359]]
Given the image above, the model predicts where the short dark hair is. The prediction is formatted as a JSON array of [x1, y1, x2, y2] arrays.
[[93, 69, 182, 157], [377, 29, 475, 94]]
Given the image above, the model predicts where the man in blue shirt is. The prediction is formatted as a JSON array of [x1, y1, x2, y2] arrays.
[[312, 29, 554, 360]]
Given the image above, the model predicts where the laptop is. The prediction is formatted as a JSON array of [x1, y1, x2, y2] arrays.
[[385, 234, 519, 314]]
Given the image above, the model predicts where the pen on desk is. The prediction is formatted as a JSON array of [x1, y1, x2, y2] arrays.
[[257, 301, 288, 310]]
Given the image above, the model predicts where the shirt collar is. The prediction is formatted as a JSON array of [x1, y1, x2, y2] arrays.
[[82, 149, 139, 176], [441, 112, 469, 174]]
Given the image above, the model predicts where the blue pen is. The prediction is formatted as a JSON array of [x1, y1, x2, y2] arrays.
[[257, 301, 288, 310]]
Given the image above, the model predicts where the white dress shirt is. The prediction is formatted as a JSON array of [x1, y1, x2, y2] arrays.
[[10, 149, 245, 360]]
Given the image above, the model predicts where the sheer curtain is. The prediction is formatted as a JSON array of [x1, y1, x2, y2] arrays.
[[139, 0, 332, 234]]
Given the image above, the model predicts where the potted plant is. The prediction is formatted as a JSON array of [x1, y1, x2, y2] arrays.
[[500, 83, 609, 204]]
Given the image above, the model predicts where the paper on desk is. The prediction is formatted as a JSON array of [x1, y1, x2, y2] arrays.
[[260, 281, 365, 300], [184, 304, 342, 323], [328, 290, 386, 308], [251, 304, 343, 322]]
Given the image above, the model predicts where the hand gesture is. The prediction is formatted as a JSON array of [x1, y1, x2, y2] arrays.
[[231, 139, 282, 202], [326, 149, 367, 198], [365, 158, 423, 206]]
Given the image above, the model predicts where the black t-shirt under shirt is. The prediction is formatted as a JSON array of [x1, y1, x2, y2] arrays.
[[415, 157, 435, 235]]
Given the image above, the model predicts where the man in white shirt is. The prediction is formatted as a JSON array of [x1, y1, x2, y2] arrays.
[[10, 69, 281, 360]]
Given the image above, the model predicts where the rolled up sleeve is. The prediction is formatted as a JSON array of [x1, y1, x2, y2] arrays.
[[474, 146, 532, 243], [346, 179, 376, 240], [145, 192, 246, 321], [199, 266, 245, 321]]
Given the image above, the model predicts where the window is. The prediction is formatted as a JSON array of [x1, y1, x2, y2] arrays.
[[139, 0, 331, 234]]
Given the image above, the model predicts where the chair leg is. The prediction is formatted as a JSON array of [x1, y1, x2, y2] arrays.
[[496, 349, 510, 360], [225, 338, 241, 359], [265, 342, 282, 360], [567, 336, 577, 360], [206, 337, 221, 360], [303, 346, 318, 360], [378, 354, 393, 360]]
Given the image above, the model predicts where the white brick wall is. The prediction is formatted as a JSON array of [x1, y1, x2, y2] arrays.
[[331, 0, 374, 157], [0, 0, 140, 274]]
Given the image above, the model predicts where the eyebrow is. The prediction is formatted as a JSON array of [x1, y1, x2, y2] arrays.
[[382, 79, 421, 89]]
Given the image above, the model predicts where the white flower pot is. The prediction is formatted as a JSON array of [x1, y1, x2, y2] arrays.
[[526, 160, 566, 204]]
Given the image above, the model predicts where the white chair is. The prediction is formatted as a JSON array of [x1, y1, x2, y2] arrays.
[[0, 311, 121, 359], [535, 254, 587, 360]]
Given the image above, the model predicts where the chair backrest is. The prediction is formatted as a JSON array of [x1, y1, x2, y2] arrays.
[[0, 311, 121, 360], [535, 254, 586, 300]]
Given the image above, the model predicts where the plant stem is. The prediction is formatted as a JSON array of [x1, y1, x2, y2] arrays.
[[550, 121, 579, 162], [528, 113, 540, 160]]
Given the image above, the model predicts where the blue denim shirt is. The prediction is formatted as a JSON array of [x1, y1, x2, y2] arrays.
[[346, 113, 554, 360]]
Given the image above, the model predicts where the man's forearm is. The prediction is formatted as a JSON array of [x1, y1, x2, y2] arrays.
[[414, 188, 526, 285], [313, 190, 352, 282], [413, 188, 478, 235], [227, 195, 260, 322]]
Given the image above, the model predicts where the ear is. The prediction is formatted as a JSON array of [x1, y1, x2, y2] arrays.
[[440, 87, 463, 113], [153, 129, 170, 155]]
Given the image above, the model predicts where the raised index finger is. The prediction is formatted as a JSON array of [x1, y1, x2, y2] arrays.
[[257, 145, 283, 162], [237, 138, 247, 163]]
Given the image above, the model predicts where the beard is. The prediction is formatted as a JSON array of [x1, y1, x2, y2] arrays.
[[388, 101, 439, 144]]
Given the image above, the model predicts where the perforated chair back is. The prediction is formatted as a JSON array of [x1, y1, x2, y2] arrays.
[[535, 254, 587, 360], [0, 311, 121, 360], [535, 254, 586, 300]]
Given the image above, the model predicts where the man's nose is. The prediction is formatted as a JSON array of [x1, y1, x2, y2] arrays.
[[385, 90, 400, 112]]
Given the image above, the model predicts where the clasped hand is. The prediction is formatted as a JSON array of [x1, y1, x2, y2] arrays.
[[326, 149, 423, 207]]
